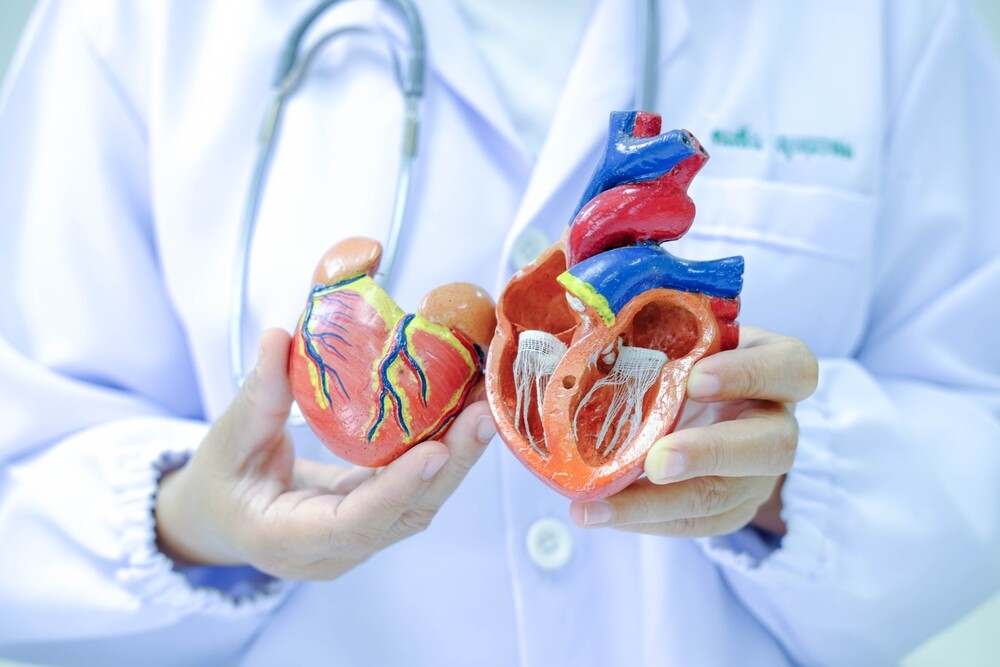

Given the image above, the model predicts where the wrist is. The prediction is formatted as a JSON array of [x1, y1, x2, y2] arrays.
[[154, 462, 244, 567]]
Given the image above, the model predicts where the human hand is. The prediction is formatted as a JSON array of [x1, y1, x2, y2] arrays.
[[568, 326, 817, 537], [155, 328, 496, 580]]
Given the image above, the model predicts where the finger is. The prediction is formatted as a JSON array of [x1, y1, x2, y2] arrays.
[[292, 459, 376, 495], [687, 328, 818, 403], [271, 404, 494, 563], [364, 402, 495, 550], [231, 460, 418, 579], [644, 402, 798, 483], [206, 328, 295, 466], [305, 440, 451, 551], [614, 497, 764, 538], [413, 401, 495, 508], [569, 476, 774, 528], [467, 378, 488, 404]]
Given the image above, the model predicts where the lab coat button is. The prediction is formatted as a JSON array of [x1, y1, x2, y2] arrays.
[[511, 228, 551, 270], [526, 518, 573, 570]]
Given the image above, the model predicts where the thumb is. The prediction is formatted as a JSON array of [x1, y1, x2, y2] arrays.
[[207, 328, 295, 465]]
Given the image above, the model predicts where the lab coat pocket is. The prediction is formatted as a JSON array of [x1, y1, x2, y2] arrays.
[[679, 177, 877, 356]]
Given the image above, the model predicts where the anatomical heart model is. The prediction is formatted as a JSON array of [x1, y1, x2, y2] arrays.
[[486, 111, 744, 501], [289, 238, 496, 467]]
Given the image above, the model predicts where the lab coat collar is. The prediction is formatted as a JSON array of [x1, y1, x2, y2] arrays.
[[367, 0, 693, 285], [309, 0, 527, 164], [497, 0, 692, 278], [409, 0, 530, 165]]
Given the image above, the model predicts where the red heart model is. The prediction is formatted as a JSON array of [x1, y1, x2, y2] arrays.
[[289, 238, 496, 467]]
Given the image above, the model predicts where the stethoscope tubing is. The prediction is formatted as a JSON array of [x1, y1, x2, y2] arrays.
[[229, 0, 657, 399], [230, 0, 425, 391]]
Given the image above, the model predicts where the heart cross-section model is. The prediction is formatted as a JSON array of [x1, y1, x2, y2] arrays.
[[486, 111, 744, 501]]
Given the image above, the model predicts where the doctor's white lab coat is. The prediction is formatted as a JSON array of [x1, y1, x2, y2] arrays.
[[1, 0, 999, 665]]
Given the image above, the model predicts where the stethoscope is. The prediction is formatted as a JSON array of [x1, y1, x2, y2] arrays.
[[230, 0, 661, 401]]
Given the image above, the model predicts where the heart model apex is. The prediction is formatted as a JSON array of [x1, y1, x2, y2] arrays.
[[289, 236, 496, 467], [486, 110, 745, 501]]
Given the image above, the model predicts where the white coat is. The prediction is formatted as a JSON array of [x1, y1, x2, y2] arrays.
[[1, 0, 999, 665]]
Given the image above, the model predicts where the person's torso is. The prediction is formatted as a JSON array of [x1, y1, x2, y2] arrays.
[[98, 0, 918, 663]]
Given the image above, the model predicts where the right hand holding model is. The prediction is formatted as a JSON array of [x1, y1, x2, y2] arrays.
[[155, 328, 496, 580]]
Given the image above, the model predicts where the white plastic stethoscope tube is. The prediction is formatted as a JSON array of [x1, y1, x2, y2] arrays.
[[230, 0, 425, 395], [228, 0, 659, 420]]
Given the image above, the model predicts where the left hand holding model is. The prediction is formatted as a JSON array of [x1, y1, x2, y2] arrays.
[[569, 326, 818, 537]]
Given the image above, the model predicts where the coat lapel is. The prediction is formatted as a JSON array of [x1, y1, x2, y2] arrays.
[[373, 0, 693, 283]]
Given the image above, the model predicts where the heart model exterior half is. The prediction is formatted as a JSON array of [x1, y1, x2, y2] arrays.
[[289, 238, 496, 467], [486, 111, 744, 501]]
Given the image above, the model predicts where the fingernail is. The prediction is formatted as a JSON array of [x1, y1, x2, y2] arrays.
[[476, 416, 497, 443], [421, 453, 450, 481], [582, 501, 613, 526], [688, 370, 720, 399], [648, 446, 687, 483]]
